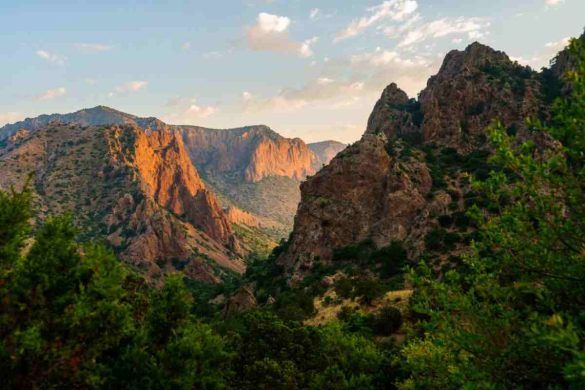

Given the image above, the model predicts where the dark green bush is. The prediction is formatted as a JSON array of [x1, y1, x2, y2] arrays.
[[369, 306, 403, 336]]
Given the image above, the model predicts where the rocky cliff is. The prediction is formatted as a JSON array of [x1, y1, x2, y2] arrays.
[[0, 122, 243, 283], [175, 126, 344, 237], [278, 40, 571, 283], [308, 140, 346, 168], [177, 125, 319, 183], [0, 110, 343, 241]]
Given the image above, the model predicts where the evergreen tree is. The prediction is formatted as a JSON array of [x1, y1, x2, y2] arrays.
[[400, 38, 585, 389]]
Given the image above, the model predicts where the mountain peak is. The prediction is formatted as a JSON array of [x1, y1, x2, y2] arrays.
[[437, 41, 513, 77], [82, 105, 135, 116]]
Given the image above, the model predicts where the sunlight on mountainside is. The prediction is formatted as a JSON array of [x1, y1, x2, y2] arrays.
[[1, 0, 584, 388]]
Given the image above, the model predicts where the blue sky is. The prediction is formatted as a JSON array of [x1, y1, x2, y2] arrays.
[[1, 0, 583, 143]]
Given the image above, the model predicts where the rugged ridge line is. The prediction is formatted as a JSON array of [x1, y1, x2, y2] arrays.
[[277, 40, 573, 283], [0, 122, 243, 283]]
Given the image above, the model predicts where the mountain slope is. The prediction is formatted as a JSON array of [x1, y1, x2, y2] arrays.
[[308, 140, 346, 168], [278, 41, 562, 283], [0, 108, 344, 241], [0, 122, 243, 283]]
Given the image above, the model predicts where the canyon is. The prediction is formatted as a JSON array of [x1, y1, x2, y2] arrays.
[[0, 108, 344, 282]]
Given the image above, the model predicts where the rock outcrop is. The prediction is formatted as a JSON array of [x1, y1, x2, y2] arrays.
[[278, 40, 571, 283], [419, 42, 542, 150], [366, 83, 419, 140], [222, 284, 258, 318]]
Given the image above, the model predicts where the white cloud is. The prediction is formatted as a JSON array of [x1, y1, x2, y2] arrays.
[[299, 37, 319, 57], [185, 103, 218, 118], [162, 97, 218, 124], [257, 12, 290, 32], [397, 17, 490, 47], [309, 8, 320, 20], [512, 37, 571, 69], [348, 47, 437, 95], [545, 37, 570, 49], [350, 47, 432, 70], [36, 50, 66, 65], [74, 43, 112, 52], [109, 81, 148, 97], [335, 0, 418, 42], [0, 112, 24, 126], [317, 77, 335, 85], [242, 91, 254, 102], [309, 7, 335, 21], [246, 12, 318, 57], [545, 0, 564, 6], [242, 43, 439, 116], [34, 87, 66, 101], [182, 42, 192, 50], [202, 51, 223, 59], [245, 76, 375, 112]]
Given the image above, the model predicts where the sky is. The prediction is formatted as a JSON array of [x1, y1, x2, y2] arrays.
[[0, 0, 583, 143]]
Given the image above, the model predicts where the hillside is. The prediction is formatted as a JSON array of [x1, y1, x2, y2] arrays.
[[278, 40, 568, 283], [0, 111, 345, 241], [0, 122, 244, 283], [308, 140, 346, 168]]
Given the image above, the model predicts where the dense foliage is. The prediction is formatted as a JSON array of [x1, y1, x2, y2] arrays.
[[0, 188, 393, 388], [401, 38, 585, 389]]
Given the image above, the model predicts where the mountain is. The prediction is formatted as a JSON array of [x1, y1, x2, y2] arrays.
[[277, 41, 565, 283], [0, 106, 346, 280], [0, 105, 165, 142], [308, 140, 346, 168], [173, 125, 330, 237], [177, 125, 318, 182], [0, 122, 244, 283], [0, 109, 345, 241]]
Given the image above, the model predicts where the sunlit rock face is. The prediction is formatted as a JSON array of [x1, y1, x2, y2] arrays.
[[278, 41, 569, 283]]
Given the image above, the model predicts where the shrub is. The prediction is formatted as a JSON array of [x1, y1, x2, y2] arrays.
[[369, 306, 402, 336], [355, 278, 384, 305], [438, 215, 453, 228], [332, 239, 375, 262], [371, 241, 408, 278], [334, 277, 354, 299]]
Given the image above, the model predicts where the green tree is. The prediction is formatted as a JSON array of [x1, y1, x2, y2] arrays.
[[0, 187, 232, 389], [400, 38, 585, 388]]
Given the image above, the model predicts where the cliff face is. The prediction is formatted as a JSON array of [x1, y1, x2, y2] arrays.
[[175, 125, 342, 238], [308, 141, 346, 168], [131, 129, 238, 251], [0, 123, 243, 283], [280, 135, 434, 282], [278, 41, 565, 283], [1, 112, 343, 241], [176, 125, 319, 183]]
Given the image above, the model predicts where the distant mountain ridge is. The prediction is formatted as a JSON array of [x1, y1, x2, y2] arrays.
[[0, 106, 345, 239], [0, 107, 345, 183], [0, 106, 346, 279], [0, 106, 164, 140]]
